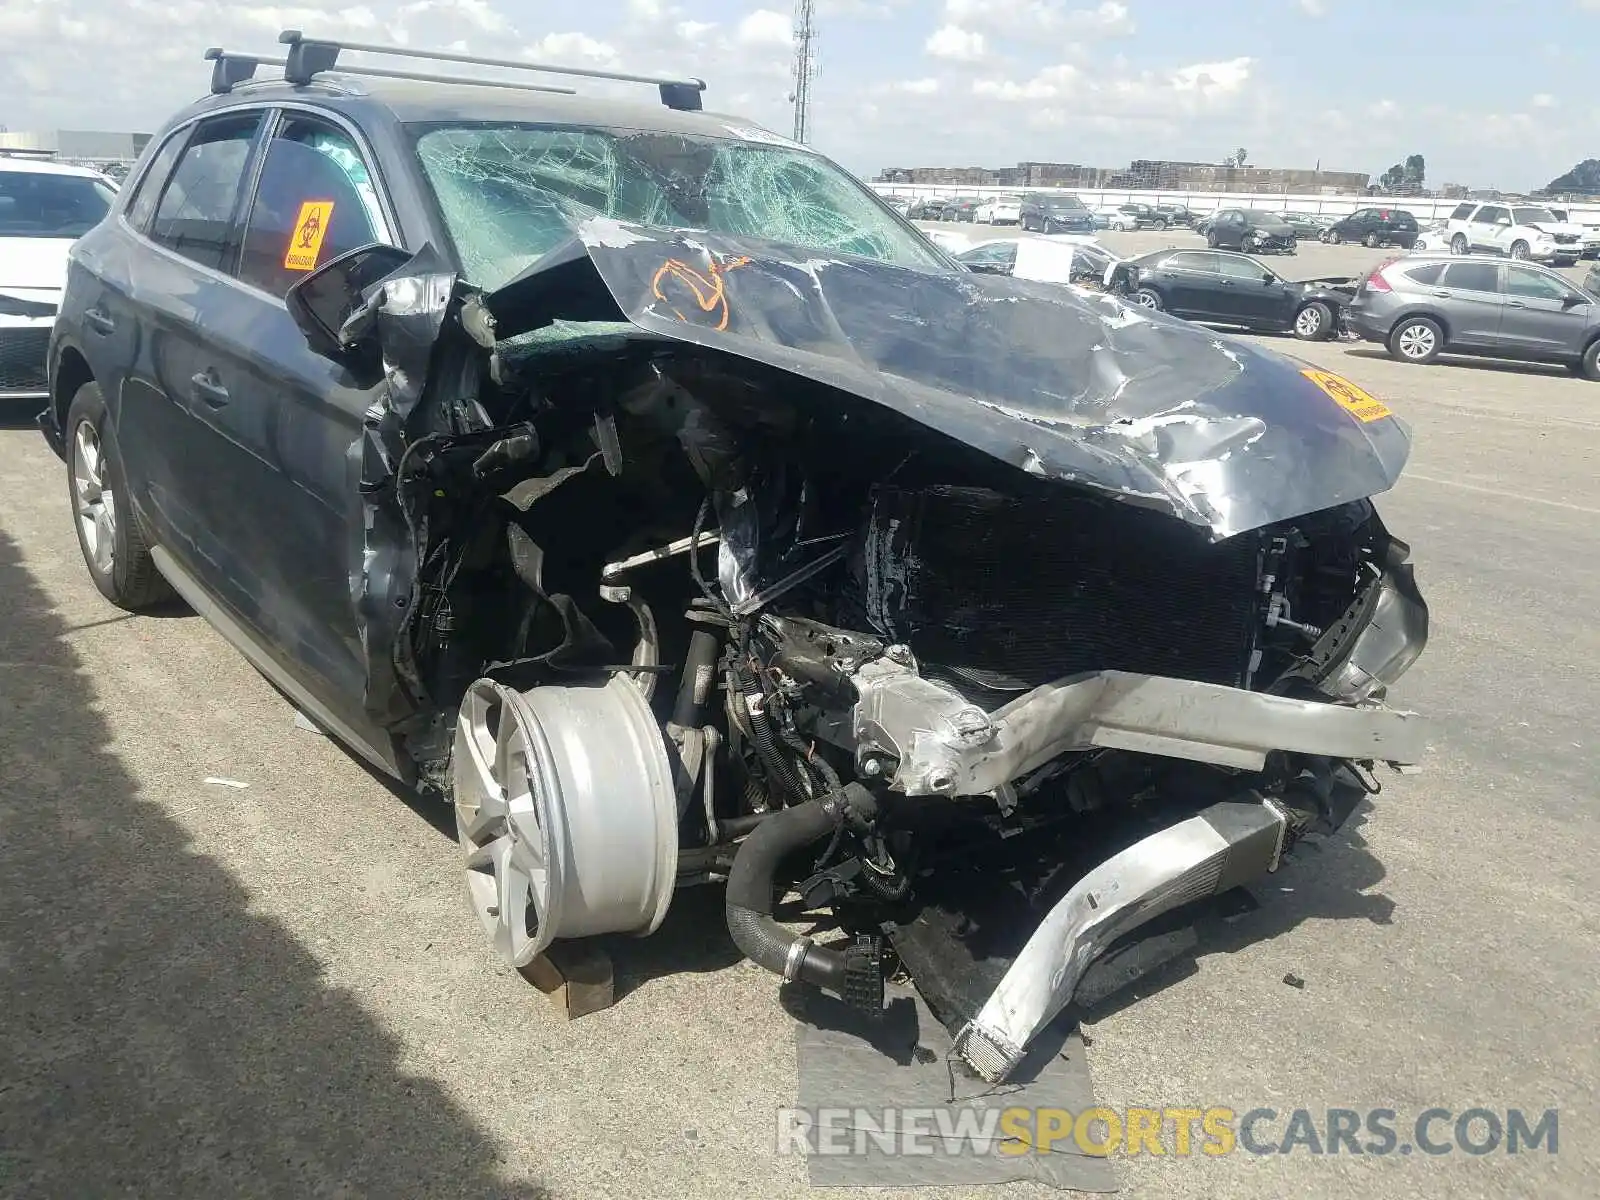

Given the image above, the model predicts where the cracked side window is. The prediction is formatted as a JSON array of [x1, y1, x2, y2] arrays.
[[412, 125, 947, 290]]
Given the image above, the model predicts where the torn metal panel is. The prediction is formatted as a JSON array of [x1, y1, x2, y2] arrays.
[[953, 798, 1289, 1084], [484, 218, 1413, 539]]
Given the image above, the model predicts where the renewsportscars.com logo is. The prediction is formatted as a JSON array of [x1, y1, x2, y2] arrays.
[[775, 1106, 1560, 1159]]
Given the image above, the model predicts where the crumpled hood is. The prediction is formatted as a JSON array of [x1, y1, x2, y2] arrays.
[[1250, 218, 1295, 235], [484, 219, 1413, 539], [1527, 220, 1586, 238]]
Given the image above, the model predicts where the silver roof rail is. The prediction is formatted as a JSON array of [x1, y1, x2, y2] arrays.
[[204, 48, 578, 98], [275, 29, 707, 111]]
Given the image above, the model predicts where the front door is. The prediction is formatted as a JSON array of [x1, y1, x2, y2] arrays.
[[1500, 264, 1592, 357], [173, 108, 401, 726], [1214, 253, 1289, 324]]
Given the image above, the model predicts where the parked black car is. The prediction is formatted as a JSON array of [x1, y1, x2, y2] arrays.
[[1322, 206, 1418, 249], [1155, 203, 1195, 228], [1019, 193, 1094, 234], [945, 198, 980, 223], [906, 196, 950, 220], [1204, 209, 1297, 254], [1109, 247, 1354, 339], [1276, 211, 1330, 240]]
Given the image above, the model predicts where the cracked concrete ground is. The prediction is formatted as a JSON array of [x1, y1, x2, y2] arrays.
[[1, 234, 1595, 1198]]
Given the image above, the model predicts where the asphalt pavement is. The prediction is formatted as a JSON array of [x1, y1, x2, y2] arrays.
[[1, 231, 1596, 1198]]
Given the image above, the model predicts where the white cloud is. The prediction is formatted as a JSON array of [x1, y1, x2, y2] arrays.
[[940, 0, 1133, 38], [1297, 0, 1326, 15], [1532, 92, 1557, 108], [896, 77, 940, 95], [675, 19, 717, 41], [926, 24, 987, 61], [972, 64, 1078, 101], [525, 32, 618, 63], [1168, 57, 1251, 95], [736, 9, 791, 47]]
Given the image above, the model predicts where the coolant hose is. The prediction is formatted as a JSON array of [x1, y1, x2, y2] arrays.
[[724, 786, 884, 1011]]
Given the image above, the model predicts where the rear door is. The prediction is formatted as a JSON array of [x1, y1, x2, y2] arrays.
[[179, 106, 401, 724], [1500, 264, 1592, 358], [112, 111, 267, 566], [1471, 205, 1511, 253], [1160, 250, 1224, 316], [1436, 260, 1506, 345]]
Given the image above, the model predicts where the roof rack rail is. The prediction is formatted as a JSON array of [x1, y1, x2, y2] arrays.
[[277, 29, 707, 111], [204, 47, 578, 98]]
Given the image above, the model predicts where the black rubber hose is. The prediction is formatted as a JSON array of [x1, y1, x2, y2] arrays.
[[724, 795, 849, 992], [724, 785, 886, 1010]]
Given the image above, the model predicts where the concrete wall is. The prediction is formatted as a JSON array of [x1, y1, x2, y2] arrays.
[[870, 183, 1600, 224]]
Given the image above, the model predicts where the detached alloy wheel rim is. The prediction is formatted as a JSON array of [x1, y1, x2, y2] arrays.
[[72, 419, 116, 576], [1398, 323, 1436, 359], [454, 681, 563, 968]]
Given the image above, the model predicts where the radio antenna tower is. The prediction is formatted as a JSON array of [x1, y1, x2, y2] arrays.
[[791, 0, 817, 143]]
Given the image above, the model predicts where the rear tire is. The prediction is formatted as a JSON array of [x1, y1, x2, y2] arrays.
[[1365, 232, 1381, 248], [1581, 338, 1600, 381], [1450, 234, 1468, 255], [1510, 240, 1530, 261], [65, 382, 175, 611], [1388, 315, 1443, 365], [1154, 218, 1169, 231]]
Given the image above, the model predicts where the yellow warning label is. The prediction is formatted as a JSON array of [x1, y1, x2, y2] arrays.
[[1300, 367, 1393, 423], [284, 200, 335, 272]]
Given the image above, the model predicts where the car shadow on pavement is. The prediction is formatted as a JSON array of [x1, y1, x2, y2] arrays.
[[0, 527, 552, 1200], [1340, 346, 1573, 378]]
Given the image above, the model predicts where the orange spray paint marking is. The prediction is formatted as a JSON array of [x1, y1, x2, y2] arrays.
[[650, 254, 751, 332]]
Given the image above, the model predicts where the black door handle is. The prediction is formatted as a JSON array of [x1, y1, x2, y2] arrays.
[[84, 308, 115, 335], [190, 371, 230, 407]]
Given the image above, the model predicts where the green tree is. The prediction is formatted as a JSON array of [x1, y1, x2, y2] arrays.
[[1403, 154, 1426, 187]]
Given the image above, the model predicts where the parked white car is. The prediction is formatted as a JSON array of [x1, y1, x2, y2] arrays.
[[1, 154, 118, 401], [1094, 206, 1140, 231], [1550, 208, 1600, 259], [1443, 202, 1587, 266], [974, 194, 1022, 225], [1407, 220, 1454, 255]]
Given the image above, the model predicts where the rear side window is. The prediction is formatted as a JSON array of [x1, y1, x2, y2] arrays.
[[123, 130, 189, 233], [1165, 251, 1219, 273], [1405, 263, 1445, 286], [1451, 203, 1475, 221], [149, 113, 263, 270], [236, 114, 388, 297], [1443, 262, 1500, 292]]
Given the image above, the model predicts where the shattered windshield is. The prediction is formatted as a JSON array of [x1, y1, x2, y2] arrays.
[[411, 125, 950, 290]]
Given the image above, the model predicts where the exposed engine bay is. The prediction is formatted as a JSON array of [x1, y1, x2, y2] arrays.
[[335, 225, 1431, 1082]]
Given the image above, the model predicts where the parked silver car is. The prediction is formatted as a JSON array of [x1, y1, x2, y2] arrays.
[[1346, 253, 1600, 378]]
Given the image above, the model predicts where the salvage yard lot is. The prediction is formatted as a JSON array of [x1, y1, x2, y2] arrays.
[[2, 233, 1597, 1199]]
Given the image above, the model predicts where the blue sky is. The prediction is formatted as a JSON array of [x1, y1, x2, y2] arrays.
[[2, 0, 1596, 190]]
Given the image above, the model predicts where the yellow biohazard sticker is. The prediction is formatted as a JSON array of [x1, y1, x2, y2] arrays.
[[1300, 367, 1393, 423], [284, 200, 335, 272]]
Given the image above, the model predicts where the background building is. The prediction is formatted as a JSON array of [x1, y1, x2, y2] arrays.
[[0, 129, 151, 175]]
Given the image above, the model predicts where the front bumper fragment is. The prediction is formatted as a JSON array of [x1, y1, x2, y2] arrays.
[[954, 796, 1290, 1082]]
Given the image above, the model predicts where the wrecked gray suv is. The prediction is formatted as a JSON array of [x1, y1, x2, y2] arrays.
[[44, 33, 1430, 1082]]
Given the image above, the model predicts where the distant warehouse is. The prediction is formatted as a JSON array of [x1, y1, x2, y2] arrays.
[[0, 129, 152, 166]]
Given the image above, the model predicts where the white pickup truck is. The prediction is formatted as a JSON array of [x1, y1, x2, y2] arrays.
[[1443, 202, 1588, 266]]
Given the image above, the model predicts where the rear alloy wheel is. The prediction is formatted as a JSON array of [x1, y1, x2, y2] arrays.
[[1581, 338, 1600, 382], [1365, 232, 1381, 248], [65, 382, 175, 611], [1154, 218, 1169, 231], [1389, 316, 1443, 364], [1133, 287, 1164, 311], [1451, 234, 1468, 255], [1294, 301, 1333, 341], [1510, 240, 1531, 261]]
